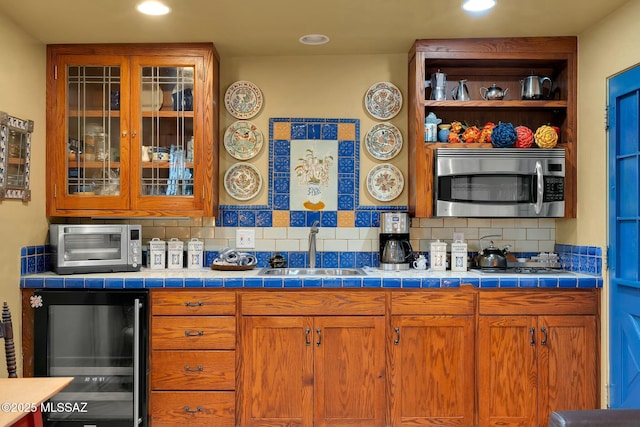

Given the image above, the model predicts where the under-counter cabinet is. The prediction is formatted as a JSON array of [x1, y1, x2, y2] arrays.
[[407, 37, 577, 218], [239, 291, 386, 427], [150, 290, 235, 427], [478, 290, 599, 427], [390, 290, 476, 427], [46, 43, 219, 217]]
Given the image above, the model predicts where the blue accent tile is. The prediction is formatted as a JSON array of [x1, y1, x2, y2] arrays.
[[291, 123, 307, 139], [338, 140, 355, 156], [273, 194, 290, 210], [256, 252, 272, 267], [205, 252, 218, 266], [339, 252, 355, 268], [145, 278, 165, 288], [43, 277, 63, 288], [36, 256, 45, 273], [27, 246, 35, 255], [338, 157, 354, 173], [273, 156, 290, 172], [223, 278, 243, 288], [306, 212, 321, 226], [323, 252, 339, 268], [577, 277, 597, 288], [337, 175, 354, 194], [222, 211, 239, 226], [321, 211, 338, 227], [165, 278, 184, 288], [362, 277, 382, 288], [244, 277, 264, 288], [290, 211, 306, 226], [184, 278, 203, 288], [402, 278, 421, 288], [239, 211, 256, 227], [308, 124, 321, 139], [498, 277, 519, 288], [274, 177, 290, 193], [461, 277, 480, 287], [256, 211, 272, 227], [27, 257, 36, 274], [442, 278, 461, 288], [480, 278, 499, 288], [284, 278, 303, 288], [21, 247, 27, 256], [104, 277, 124, 289], [342, 277, 362, 288], [303, 277, 323, 288], [36, 246, 44, 254], [323, 277, 342, 288], [204, 277, 224, 288], [355, 211, 372, 227], [21, 258, 27, 275], [558, 277, 577, 288], [273, 140, 290, 156], [65, 278, 85, 289], [538, 277, 559, 288], [518, 277, 539, 288], [322, 124, 338, 140], [85, 278, 105, 289], [124, 278, 144, 289], [356, 252, 373, 268], [288, 252, 306, 268], [382, 278, 402, 288], [338, 195, 354, 210]]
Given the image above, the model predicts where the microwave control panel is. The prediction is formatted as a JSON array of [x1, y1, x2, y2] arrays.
[[543, 176, 565, 202]]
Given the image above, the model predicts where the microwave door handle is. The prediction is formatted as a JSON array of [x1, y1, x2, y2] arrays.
[[535, 161, 544, 215]]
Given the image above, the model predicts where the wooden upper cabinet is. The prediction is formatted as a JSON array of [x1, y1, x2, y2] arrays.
[[407, 37, 577, 218], [46, 43, 219, 217]]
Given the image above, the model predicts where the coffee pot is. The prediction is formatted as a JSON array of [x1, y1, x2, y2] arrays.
[[451, 80, 471, 101], [521, 73, 553, 100], [428, 70, 447, 101], [382, 239, 406, 264]]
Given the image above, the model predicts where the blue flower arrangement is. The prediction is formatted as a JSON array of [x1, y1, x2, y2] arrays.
[[491, 122, 517, 148]]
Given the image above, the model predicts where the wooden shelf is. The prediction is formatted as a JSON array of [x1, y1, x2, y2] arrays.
[[423, 100, 567, 108]]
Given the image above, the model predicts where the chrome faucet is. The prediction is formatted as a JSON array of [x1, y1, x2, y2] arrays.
[[308, 220, 320, 268]]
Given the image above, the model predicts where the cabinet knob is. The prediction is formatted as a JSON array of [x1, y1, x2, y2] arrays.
[[121, 130, 128, 137]]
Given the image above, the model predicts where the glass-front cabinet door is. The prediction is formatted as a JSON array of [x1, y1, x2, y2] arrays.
[[130, 56, 205, 212], [57, 55, 131, 211], [46, 44, 217, 217]]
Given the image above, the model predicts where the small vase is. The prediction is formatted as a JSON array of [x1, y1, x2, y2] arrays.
[[438, 125, 451, 142], [307, 182, 322, 205]]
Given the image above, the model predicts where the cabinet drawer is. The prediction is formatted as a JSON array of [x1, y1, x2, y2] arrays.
[[392, 290, 476, 315], [152, 290, 236, 316], [150, 391, 235, 427], [152, 316, 236, 350], [479, 289, 599, 315], [240, 291, 385, 315], [151, 350, 235, 390]]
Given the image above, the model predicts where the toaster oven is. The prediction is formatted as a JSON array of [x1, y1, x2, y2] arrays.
[[49, 224, 142, 274]]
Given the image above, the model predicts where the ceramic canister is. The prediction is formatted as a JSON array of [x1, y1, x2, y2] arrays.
[[429, 239, 447, 271], [148, 238, 166, 270], [187, 237, 204, 269], [451, 240, 468, 272], [167, 238, 184, 269]]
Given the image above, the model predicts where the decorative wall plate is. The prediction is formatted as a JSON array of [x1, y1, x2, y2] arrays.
[[365, 123, 403, 160], [366, 163, 404, 202], [364, 82, 402, 120], [224, 121, 264, 160], [224, 81, 263, 119], [224, 162, 262, 200]]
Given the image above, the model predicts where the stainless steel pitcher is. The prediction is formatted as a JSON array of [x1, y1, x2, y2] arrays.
[[521, 74, 553, 100], [451, 79, 471, 101]]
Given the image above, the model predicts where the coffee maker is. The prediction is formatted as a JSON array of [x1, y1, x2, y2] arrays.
[[379, 212, 414, 271]]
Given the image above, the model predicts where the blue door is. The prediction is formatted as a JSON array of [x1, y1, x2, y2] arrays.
[[608, 65, 640, 408]]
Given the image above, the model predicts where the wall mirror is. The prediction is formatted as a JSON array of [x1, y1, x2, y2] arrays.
[[0, 111, 32, 201]]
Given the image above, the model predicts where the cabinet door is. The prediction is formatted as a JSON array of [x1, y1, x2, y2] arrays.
[[50, 54, 131, 211], [390, 315, 475, 426], [241, 316, 313, 427], [314, 316, 386, 427], [130, 55, 212, 214], [537, 315, 598, 427], [478, 315, 538, 427]]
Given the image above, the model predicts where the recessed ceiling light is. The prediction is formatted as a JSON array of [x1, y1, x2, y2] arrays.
[[462, 0, 496, 12], [299, 34, 330, 46], [137, 1, 171, 16]]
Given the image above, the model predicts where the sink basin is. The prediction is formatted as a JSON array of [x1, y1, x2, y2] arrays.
[[258, 268, 367, 276]]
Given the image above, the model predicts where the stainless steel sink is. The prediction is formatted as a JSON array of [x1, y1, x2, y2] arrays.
[[258, 268, 367, 276]]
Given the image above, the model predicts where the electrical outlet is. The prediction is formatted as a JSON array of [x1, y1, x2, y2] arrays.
[[236, 229, 255, 249]]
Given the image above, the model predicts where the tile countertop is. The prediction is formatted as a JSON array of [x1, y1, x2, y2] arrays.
[[21, 267, 602, 289]]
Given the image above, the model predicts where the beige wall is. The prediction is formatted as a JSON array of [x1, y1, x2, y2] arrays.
[[0, 14, 47, 376], [570, 0, 640, 405]]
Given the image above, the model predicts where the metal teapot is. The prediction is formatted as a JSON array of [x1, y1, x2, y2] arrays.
[[521, 74, 553, 100], [476, 235, 510, 269], [480, 83, 508, 100]]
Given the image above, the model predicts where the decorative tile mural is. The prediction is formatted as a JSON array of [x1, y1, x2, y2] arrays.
[[218, 118, 407, 228]]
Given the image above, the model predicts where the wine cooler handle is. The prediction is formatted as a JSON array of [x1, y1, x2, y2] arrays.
[[133, 299, 142, 426]]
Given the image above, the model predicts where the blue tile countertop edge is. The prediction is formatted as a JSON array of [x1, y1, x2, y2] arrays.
[[21, 267, 602, 289]]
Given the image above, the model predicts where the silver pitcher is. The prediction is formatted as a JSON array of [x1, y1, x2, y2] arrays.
[[521, 74, 553, 100], [451, 80, 471, 101]]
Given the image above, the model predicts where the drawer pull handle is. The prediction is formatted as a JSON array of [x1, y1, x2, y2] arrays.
[[185, 330, 204, 337], [541, 326, 548, 345], [184, 406, 203, 414], [184, 365, 204, 372], [185, 301, 204, 307], [305, 327, 311, 346], [394, 326, 400, 345]]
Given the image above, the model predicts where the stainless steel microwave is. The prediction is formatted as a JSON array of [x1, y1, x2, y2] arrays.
[[433, 148, 565, 218], [49, 224, 143, 274]]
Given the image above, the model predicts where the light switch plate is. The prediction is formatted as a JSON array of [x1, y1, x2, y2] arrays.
[[236, 229, 255, 249]]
